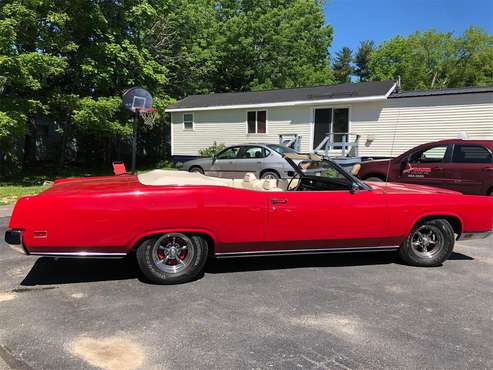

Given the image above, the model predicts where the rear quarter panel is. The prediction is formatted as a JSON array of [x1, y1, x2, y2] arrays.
[[9, 185, 268, 254]]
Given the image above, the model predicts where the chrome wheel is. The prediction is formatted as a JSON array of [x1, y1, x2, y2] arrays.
[[410, 225, 444, 259], [151, 233, 195, 274]]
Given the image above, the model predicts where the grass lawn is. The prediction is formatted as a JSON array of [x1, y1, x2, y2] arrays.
[[0, 184, 49, 205]]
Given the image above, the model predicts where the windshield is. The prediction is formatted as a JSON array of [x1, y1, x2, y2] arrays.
[[300, 160, 348, 179], [266, 144, 298, 155], [284, 156, 371, 190]]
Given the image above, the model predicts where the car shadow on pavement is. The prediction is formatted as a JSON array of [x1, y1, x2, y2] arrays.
[[20, 256, 140, 286], [448, 252, 474, 260], [18, 251, 473, 286], [205, 251, 399, 274], [205, 251, 474, 274]]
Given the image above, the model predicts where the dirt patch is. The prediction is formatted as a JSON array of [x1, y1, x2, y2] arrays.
[[384, 285, 404, 294], [70, 293, 86, 299], [68, 336, 145, 370], [289, 313, 362, 337], [0, 292, 16, 302]]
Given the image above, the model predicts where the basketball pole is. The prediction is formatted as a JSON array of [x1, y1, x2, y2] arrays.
[[131, 112, 138, 173]]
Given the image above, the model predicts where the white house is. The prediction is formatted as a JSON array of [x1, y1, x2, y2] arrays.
[[165, 81, 493, 162]]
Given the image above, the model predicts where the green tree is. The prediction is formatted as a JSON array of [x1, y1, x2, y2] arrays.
[[353, 40, 374, 81], [150, 0, 333, 95], [333, 47, 352, 84], [369, 27, 493, 90], [0, 0, 172, 175], [450, 26, 493, 87]]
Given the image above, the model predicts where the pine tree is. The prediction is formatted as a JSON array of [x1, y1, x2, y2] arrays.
[[354, 40, 375, 81], [333, 47, 353, 84]]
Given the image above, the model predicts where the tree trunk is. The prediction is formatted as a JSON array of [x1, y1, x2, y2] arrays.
[[58, 120, 68, 171], [23, 116, 36, 165]]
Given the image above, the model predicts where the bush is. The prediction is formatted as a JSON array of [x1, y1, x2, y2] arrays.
[[199, 142, 226, 157]]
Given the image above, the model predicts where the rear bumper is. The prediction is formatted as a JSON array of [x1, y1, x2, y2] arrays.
[[457, 229, 493, 241], [4, 229, 28, 255]]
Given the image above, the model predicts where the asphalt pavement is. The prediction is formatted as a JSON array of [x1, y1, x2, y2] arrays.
[[0, 209, 492, 369]]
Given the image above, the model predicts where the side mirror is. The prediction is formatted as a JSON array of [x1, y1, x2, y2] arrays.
[[350, 182, 360, 194], [211, 155, 216, 164], [400, 158, 408, 171]]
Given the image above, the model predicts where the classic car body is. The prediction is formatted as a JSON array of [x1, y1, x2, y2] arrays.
[[5, 156, 493, 284], [357, 139, 493, 195]]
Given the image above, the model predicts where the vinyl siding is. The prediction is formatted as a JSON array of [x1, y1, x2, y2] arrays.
[[171, 106, 313, 155], [354, 93, 493, 157], [171, 92, 493, 157]]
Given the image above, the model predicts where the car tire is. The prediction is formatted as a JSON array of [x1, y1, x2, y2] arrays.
[[365, 176, 385, 182], [136, 233, 209, 284], [399, 219, 455, 267], [189, 166, 204, 174], [261, 170, 280, 180]]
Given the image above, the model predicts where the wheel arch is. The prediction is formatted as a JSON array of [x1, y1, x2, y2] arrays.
[[128, 228, 217, 254], [188, 165, 204, 173], [362, 173, 386, 181], [260, 168, 280, 178], [409, 213, 463, 238], [487, 185, 493, 196]]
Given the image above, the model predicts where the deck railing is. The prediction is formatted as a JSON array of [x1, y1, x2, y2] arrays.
[[314, 132, 360, 157]]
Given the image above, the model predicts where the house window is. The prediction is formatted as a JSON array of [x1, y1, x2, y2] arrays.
[[247, 111, 266, 134], [183, 113, 193, 130]]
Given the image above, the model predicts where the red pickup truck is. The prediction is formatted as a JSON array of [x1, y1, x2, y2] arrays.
[[357, 139, 493, 196]]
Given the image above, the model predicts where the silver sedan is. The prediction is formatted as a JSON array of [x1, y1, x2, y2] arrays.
[[182, 144, 299, 179]]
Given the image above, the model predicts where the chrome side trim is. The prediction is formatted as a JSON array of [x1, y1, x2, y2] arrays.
[[457, 230, 492, 241], [30, 252, 127, 259], [215, 246, 399, 258]]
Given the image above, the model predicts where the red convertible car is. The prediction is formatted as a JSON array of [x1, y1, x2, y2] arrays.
[[5, 156, 493, 284]]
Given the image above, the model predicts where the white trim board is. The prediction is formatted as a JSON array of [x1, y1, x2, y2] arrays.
[[165, 95, 390, 113]]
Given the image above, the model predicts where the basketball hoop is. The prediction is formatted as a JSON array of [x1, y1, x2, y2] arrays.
[[137, 107, 158, 126], [122, 86, 158, 173]]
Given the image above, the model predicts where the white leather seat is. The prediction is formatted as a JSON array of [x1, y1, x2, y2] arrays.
[[242, 172, 258, 189]]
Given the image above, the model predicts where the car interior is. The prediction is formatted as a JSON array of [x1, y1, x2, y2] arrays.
[[138, 167, 355, 193]]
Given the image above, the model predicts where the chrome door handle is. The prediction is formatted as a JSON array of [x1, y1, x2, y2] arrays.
[[482, 167, 493, 172], [272, 198, 288, 205]]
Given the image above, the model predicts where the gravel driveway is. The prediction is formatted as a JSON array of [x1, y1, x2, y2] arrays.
[[0, 210, 492, 369]]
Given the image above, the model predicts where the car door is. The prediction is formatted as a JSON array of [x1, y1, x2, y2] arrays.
[[396, 144, 452, 188], [234, 146, 270, 177], [207, 146, 241, 178], [267, 175, 391, 250], [444, 144, 493, 195]]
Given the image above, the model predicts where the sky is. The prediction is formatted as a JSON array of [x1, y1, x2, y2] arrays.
[[324, 0, 493, 55]]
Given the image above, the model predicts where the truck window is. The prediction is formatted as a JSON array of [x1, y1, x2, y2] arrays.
[[409, 146, 448, 164], [452, 145, 492, 164]]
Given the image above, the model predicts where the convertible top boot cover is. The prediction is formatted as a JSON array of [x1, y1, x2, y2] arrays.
[[137, 170, 283, 191]]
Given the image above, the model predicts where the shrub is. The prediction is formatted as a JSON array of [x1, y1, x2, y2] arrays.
[[199, 142, 226, 157]]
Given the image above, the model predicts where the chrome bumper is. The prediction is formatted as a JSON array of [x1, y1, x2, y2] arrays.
[[4, 230, 27, 255], [457, 229, 493, 241]]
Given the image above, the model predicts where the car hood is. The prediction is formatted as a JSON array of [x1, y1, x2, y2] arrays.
[[368, 181, 462, 195]]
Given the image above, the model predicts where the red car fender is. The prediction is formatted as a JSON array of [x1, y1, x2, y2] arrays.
[[405, 211, 464, 238], [127, 227, 219, 252]]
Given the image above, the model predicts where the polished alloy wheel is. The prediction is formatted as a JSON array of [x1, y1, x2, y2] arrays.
[[152, 233, 195, 274], [410, 224, 444, 258]]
